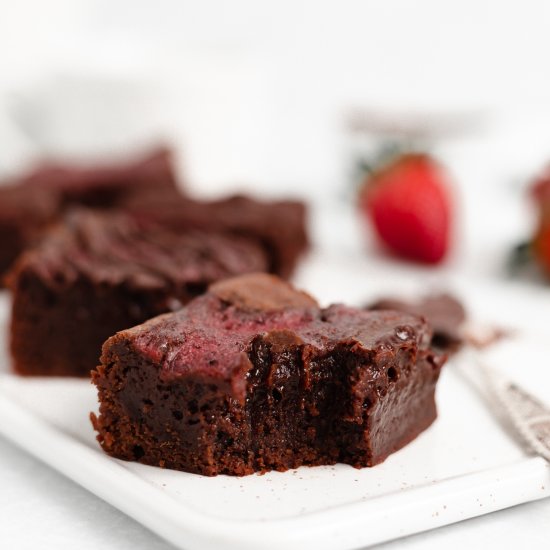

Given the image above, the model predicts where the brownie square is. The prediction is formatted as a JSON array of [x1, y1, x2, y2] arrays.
[[123, 191, 309, 278], [92, 273, 446, 476], [7, 210, 268, 377]]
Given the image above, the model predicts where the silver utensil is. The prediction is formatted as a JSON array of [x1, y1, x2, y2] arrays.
[[456, 346, 550, 462]]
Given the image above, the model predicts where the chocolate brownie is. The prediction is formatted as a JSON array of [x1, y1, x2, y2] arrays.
[[7, 210, 268, 377], [0, 184, 60, 284], [91, 273, 446, 476], [21, 146, 179, 208], [368, 293, 466, 353], [123, 191, 308, 278]]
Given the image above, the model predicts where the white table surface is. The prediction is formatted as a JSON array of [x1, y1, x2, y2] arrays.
[[1, 432, 548, 550]]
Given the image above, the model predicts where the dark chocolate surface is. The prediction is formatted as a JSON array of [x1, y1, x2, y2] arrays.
[[129, 274, 432, 387], [368, 293, 466, 352], [21, 146, 179, 207], [122, 192, 308, 278], [0, 183, 60, 221], [17, 210, 268, 291]]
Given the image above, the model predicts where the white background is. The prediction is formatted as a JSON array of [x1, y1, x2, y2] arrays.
[[1, 1, 550, 548], [2, 0, 550, 194]]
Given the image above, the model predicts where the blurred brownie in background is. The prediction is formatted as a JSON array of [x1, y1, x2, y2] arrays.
[[0, 185, 60, 284], [123, 191, 309, 278], [20, 146, 180, 208], [7, 209, 268, 377], [0, 146, 181, 282], [368, 293, 466, 353]]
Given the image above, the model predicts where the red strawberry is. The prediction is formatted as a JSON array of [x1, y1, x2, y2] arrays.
[[359, 153, 452, 264], [531, 165, 550, 205], [529, 164, 550, 277], [533, 224, 550, 276]]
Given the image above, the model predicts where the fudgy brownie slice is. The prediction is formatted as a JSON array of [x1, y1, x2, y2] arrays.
[[368, 293, 466, 353], [21, 146, 179, 208], [123, 191, 308, 278], [92, 273, 446, 476], [0, 184, 60, 284], [7, 210, 268, 377]]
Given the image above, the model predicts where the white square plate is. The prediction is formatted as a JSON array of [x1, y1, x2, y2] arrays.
[[1, 258, 549, 550]]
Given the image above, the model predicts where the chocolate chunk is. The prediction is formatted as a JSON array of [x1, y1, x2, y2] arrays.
[[210, 273, 317, 311], [368, 293, 466, 353]]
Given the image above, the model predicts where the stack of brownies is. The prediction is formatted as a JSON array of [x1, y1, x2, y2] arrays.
[[1, 147, 309, 377]]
